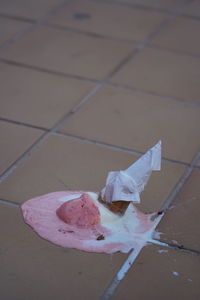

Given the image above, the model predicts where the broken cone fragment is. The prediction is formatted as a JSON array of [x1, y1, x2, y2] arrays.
[[21, 141, 162, 254]]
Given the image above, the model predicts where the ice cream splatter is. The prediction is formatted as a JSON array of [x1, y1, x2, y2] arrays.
[[21, 191, 161, 254], [158, 249, 168, 253], [172, 271, 179, 276]]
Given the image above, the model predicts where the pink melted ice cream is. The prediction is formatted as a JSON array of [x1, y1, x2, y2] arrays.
[[56, 193, 100, 228], [21, 191, 162, 254]]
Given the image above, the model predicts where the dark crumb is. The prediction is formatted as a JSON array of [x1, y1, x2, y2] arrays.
[[177, 245, 184, 249], [58, 229, 67, 234], [96, 234, 105, 241], [157, 211, 164, 215], [67, 230, 74, 233]]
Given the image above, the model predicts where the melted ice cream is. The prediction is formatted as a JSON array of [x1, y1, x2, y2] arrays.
[[21, 191, 161, 254]]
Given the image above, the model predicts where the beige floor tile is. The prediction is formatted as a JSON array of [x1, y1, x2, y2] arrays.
[[60, 86, 200, 163], [108, 0, 186, 10], [183, 0, 200, 17], [0, 17, 28, 45], [113, 244, 200, 300], [157, 169, 200, 251], [111, 47, 200, 103], [0, 121, 43, 175], [0, 204, 126, 300], [49, 0, 165, 41], [152, 17, 200, 56], [0, 0, 64, 19], [0, 62, 94, 128], [0, 26, 133, 80], [0, 135, 184, 213]]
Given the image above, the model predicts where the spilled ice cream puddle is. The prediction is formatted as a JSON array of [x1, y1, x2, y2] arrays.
[[21, 191, 162, 254]]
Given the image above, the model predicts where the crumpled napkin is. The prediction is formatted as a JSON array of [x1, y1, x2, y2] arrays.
[[101, 141, 161, 203]]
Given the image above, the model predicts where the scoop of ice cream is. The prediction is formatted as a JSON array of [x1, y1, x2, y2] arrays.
[[56, 193, 100, 228]]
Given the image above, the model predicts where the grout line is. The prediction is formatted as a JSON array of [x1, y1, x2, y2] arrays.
[[182, 14, 200, 21], [0, 199, 19, 208], [0, 84, 103, 184], [46, 23, 140, 45], [93, 0, 172, 14], [0, 116, 197, 170], [0, 131, 49, 184], [45, 22, 200, 60], [100, 246, 144, 300], [149, 239, 200, 256], [0, 13, 35, 23], [159, 151, 200, 211], [107, 82, 200, 107], [0, 58, 98, 84], [94, 0, 194, 80], [0, 117, 49, 132], [0, 0, 72, 50], [0, 21, 38, 49], [1, 57, 200, 108], [147, 44, 200, 60], [54, 132, 193, 168], [52, 83, 104, 131]]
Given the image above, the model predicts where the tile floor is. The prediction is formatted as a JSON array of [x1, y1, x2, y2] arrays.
[[0, 0, 199, 299]]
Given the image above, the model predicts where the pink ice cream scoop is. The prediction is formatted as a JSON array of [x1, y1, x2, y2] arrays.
[[56, 193, 100, 228]]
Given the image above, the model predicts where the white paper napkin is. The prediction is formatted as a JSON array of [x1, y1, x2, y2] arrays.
[[101, 141, 161, 203]]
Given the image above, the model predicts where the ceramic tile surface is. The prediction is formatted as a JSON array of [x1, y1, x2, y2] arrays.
[[152, 16, 200, 56], [157, 169, 200, 251], [60, 86, 200, 163], [0, 121, 44, 175], [183, 0, 200, 17], [0, 26, 133, 80], [0, 0, 65, 19], [111, 47, 200, 103], [106, 0, 187, 10], [0, 62, 94, 128], [49, 0, 165, 41], [0, 17, 29, 45], [113, 244, 200, 300]]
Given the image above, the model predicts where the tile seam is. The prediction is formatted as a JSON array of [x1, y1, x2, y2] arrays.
[[0, 13, 35, 23], [0, 58, 98, 83], [104, 0, 194, 79], [149, 238, 200, 255], [159, 151, 200, 211], [1, 58, 200, 108], [107, 82, 200, 107], [45, 23, 140, 45], [93, 0, 173, 14], [44, 23, 200, 60], [0, 84, 104, 184], [53, 132, 195, 168], [0, 199, 19, 207], [0, 0, 73, 50], [1, 56, 200, 109], [0, 117, 198, 169], [0, 117, 49, 131]]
